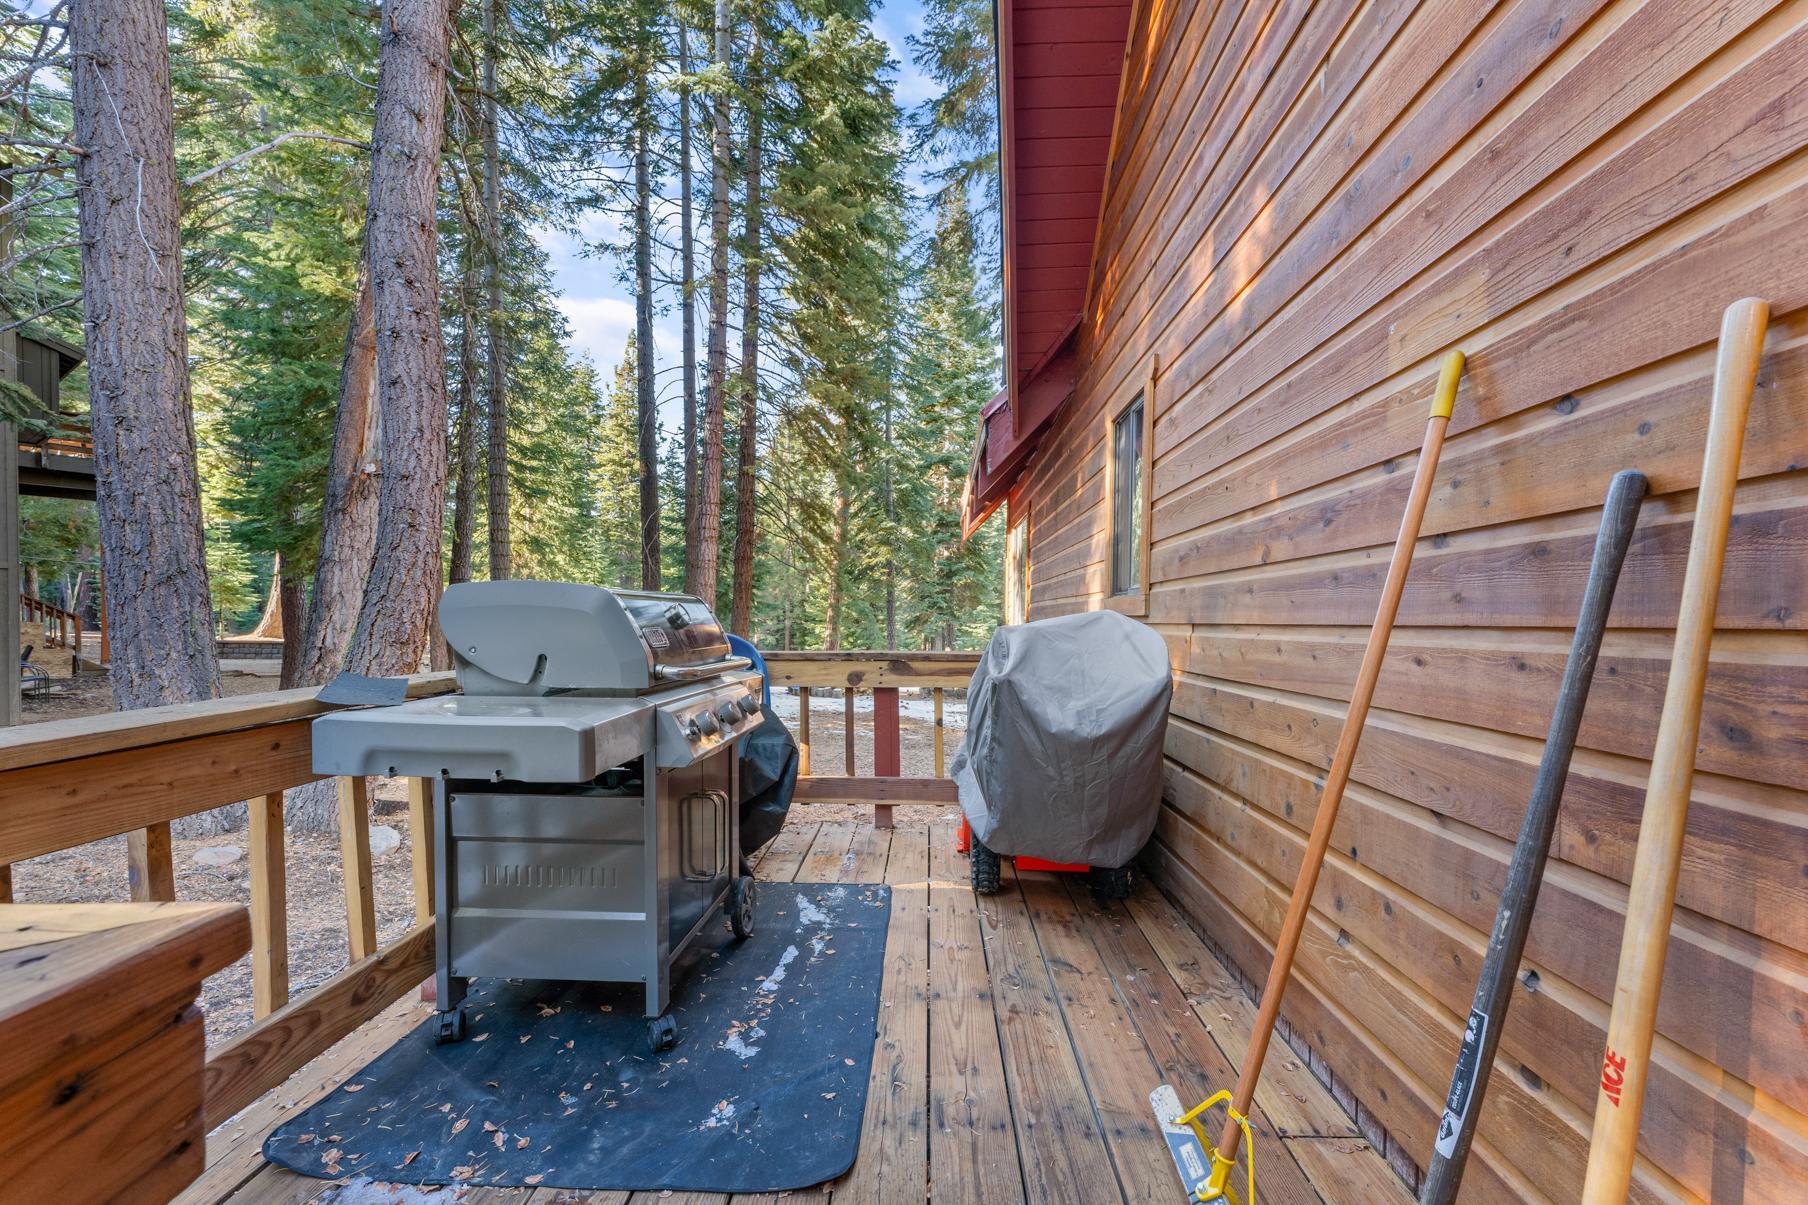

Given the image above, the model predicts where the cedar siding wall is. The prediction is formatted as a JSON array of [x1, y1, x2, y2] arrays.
[[1013, 0, 1808, 1200]]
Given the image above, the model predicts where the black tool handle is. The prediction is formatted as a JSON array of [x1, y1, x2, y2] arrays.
[[1418, 469, 1648, 1204]]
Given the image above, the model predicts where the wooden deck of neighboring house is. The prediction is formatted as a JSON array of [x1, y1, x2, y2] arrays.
[[181, 814, 1407, 1205]]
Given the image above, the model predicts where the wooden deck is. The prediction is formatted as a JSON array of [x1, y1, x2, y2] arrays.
[[182, 815, 1406, 1204]]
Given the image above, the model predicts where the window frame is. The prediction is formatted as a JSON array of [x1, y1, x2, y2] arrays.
[[1103, 358, 1157, 616], [1004, 497, 1030, 626]]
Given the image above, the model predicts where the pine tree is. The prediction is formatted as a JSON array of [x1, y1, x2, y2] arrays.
[[897, 190, 1000, 646], [592, 339, 645, 588]]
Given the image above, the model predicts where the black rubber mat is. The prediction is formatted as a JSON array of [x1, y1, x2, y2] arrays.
[[263, 881, 891, 1193]]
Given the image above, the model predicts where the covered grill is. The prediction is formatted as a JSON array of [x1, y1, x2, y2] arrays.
[[311, 581, 766, 1052]]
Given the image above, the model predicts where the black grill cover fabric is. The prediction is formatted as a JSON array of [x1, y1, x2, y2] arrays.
[[738, 705, 798, 855], [952, 610, 1172, 868]]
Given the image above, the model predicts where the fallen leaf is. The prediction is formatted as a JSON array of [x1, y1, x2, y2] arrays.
[[565, 1040, 575, 1049], [516, 1136, 530, 1150], [843, 1058, 855, 1066], [821, 1092, 837, 1100], [483, 1121, 501, 1132], [538, 1004, 559, 1017], [451, 1165, 477, 1181], [451, 1118, 469, 1135], [396, 1150, 420, 1170], [525, 1175, 545, 1186], [519, 1034, 532, 1044], [472, 1033, 490, 1043], [493, 1132, 505, 1151], [342, 1084, 364, 1093]]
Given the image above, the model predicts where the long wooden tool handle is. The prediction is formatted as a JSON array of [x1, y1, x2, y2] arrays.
[[1418, 469, 1647, 1205], [1212, 349, 1465, 1165], [1580, 297, 1768, 1204]]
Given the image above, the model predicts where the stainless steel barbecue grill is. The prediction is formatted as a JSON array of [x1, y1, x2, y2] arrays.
[[311, 580, 765, 1051]]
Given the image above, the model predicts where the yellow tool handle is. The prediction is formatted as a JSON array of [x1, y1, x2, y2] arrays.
[[1429, 349, 1466, 419], [1580, 297, 1768, 1203], [1212, 351, 1465, 1174]]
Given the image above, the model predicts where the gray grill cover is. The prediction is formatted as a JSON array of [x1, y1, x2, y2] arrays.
[[952, 611, 1173, 868]]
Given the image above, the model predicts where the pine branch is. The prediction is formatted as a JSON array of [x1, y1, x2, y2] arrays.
[[182, 130, 371, 188]]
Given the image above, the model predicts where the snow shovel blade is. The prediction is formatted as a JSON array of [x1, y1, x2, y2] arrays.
[[1152, 1084, 1214, 1202]]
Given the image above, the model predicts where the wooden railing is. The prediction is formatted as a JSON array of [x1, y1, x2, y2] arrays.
[[0, 649, 976, 1132], [0, 672, 456, 1132], [21, 591, 83, 656], [763, 651, 979, 827]]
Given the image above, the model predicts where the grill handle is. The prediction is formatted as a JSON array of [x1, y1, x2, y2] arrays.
[[653, 655, 752, 681]]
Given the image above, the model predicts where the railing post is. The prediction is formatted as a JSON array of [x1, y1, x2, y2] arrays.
[[873, 687, 899, 829], [407, 776, 434, 924], [338, 776, 378, 960], [843, 687, 856, 775], [933, 687, 945, 778], [249, 791, 289, 1017], [126, 822, 175, 902], [797, 688, 812, 776]]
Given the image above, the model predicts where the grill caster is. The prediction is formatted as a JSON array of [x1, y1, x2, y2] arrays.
[[647, 1014, 679, 1053], [730, 875, 756, 940], [435, 1008, 467, 1044], [1088, 864, 1135, 902], [971, 837, 1001, 895]]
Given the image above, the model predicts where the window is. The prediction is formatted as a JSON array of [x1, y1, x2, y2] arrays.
[[1005, 509, 1029, 625], [1110, 395, 1145, 596]]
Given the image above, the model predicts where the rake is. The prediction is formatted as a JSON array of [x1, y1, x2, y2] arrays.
[[1153, 348, 1466, 1203]]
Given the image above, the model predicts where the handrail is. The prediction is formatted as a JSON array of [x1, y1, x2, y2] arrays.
[[764, 650, 979, 826], [0, 652, 963, 1130], [0, 671, 457, 1131], [20, 591, 83, 660]]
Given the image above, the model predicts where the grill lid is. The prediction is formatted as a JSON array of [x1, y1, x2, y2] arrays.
[[439, 581, 739, 696]]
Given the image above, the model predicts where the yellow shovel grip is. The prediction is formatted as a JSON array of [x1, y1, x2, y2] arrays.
[[1430, 349, 1466, 419]]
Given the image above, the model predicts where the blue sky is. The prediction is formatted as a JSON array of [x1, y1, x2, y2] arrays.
[[536, 1, 936, 428]]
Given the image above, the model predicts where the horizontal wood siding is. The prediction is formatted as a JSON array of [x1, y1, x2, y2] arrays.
[[1015, 0, 1808, 1198]]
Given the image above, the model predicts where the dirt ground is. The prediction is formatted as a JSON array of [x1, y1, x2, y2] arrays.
[[8, 678, 959, 1047]]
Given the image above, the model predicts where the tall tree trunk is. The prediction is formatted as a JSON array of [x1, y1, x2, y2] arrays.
[[277, 570, 305, 689], [729, 29, 761, 637], [70, 0, 220, 713], [883, 359, 896, 649], [448, 244, 483, 587], [481, 0, 511, 580], [634, 50, 659, 590], [824, 485, 849, 651], [248, 563, 284, 638], [691, 0, 731, 607], [341, 0, 451, 677], [677, 18, 699, 564], [297, 261, 380, 687], [289, 264, 381, 830]]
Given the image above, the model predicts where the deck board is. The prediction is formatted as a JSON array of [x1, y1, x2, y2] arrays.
[[925, 833, 1026, 1205], [196, 815, 1401, 1204]]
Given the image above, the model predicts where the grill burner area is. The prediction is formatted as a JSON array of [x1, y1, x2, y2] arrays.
[[311, 581, 766, 1052]]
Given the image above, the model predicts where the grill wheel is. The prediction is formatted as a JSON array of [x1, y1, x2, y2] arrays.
[[970, 838, 1002, 895]]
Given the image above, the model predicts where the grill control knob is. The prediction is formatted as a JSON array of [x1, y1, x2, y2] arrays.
[[715, 701, 740, 725], [684, 718, 702, 741], [696, 712, 721, 737], [738, 696, 759, 718]]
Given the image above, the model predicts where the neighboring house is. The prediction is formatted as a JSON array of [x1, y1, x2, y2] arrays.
[[964, 1, 1806, 1199], [0, 327, 92, 724]]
